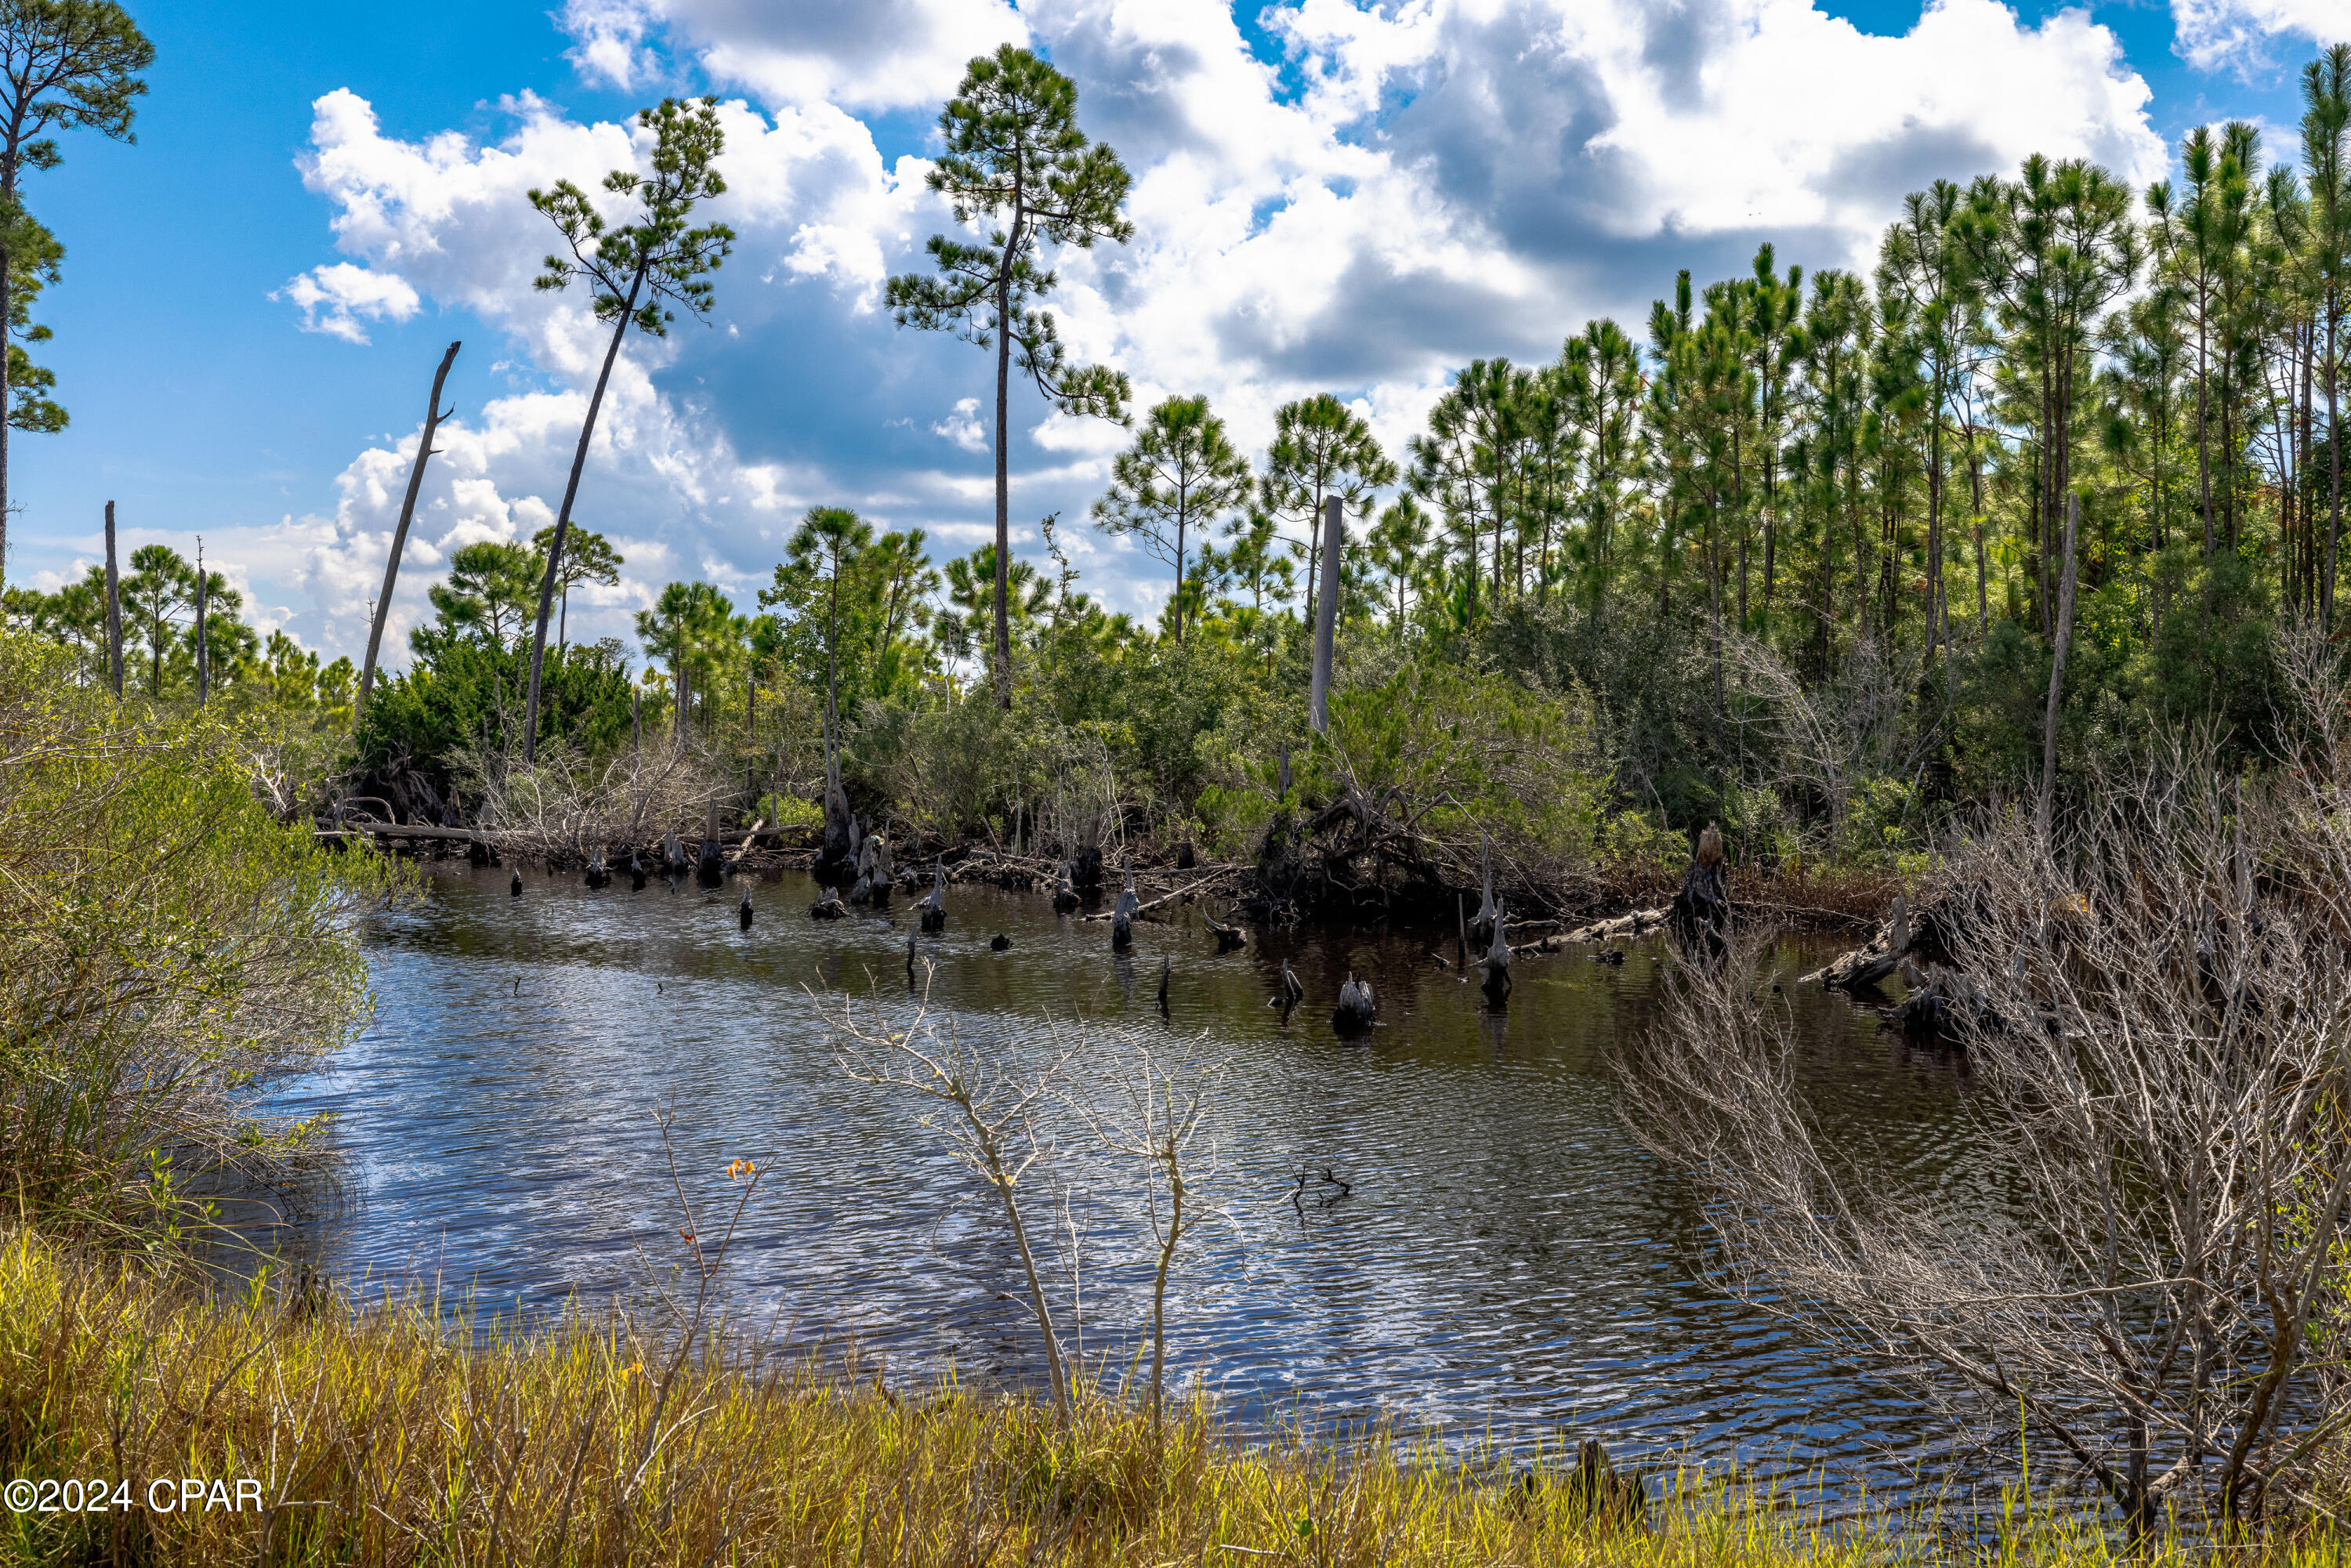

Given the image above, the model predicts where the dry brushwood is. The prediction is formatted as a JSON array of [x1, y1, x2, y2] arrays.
[[1622, 654, 2351, 1535]]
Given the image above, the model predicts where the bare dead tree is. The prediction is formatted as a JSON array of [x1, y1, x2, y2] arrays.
[[827, 983, 1085, 1421], [1623, 707, 2351, 1536], [1071, 1038, 1226, 1434]]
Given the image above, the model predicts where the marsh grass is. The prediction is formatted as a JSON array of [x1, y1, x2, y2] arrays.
[[3, 1229, 2346, 1567]]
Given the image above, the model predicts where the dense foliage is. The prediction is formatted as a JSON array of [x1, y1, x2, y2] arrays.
[[0, 628, 391, 1245], [5, 45, 2349, 889]]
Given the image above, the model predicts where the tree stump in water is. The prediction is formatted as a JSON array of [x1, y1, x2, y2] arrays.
[[1111, 873, 1139, 950], [696, 802, 724, 889], [1479, 901, 1512, 1001], [817, 781, 856, 888], [1332, 972, 1377, 1033], [918, 868, 947, 932], [1668, 823, 1729, 958], [1072, 846, 1104, 899]]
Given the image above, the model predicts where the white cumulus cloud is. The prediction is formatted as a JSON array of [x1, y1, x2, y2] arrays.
[[2172, 0, 2346, 73], [275, 261, 422, 344]]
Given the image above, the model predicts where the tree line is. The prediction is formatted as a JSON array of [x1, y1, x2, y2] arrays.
[[12, 33, 2351, 862]]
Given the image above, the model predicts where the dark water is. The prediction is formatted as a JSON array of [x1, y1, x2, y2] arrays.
[[270, 863, 1969, 1479]]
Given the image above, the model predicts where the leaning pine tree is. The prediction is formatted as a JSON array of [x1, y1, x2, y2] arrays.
[[886, 45, 1132, 708], [520, 96, 733, 763]]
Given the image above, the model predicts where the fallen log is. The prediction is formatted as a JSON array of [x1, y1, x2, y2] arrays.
[[1798, 891, 1911, 991], [1517, 907, 1669, 953], [1081, 868, 1237, 922], [323, 821, 495, 846]]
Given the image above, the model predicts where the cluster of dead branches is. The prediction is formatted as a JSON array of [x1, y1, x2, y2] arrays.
[[1624, 632, 2351, 1534], [452, 737, 728, 864], [824, 981, 1227, 1432]]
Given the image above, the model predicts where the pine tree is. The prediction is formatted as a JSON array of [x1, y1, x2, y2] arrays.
[[886, 45, 1132, 708], [521, 96, 733, 762]]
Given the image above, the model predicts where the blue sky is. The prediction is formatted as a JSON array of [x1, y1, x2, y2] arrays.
[[9, 0, 2340, 668]]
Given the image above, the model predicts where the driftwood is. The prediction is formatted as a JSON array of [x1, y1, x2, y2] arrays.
[[1799, 891, 1911, 991], [1515, 907, 1668, 954], [1081, 868, 1237, 922]]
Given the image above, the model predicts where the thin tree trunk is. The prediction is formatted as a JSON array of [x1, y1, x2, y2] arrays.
[[194, 552, 208, 707], [103, 500, 121, 697], [1147, 1164, 1186, 1434], [1310, 495, 1342, 733], [360, 341, 461, 713], [990, 216, 1023, 712], [2038, 491, 2080, 842], [2328, 297, 2342, 632], [524, 274, 643, 762]]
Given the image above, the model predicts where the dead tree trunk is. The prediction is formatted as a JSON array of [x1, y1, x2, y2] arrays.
[[1310, 495, 1344, 733], [103, 500, 121, 698], [358, 341, 462, 714], [2037, 491, 2079, 842]]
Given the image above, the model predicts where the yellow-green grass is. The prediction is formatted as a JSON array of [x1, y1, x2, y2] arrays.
[[0, 1227, 2338, 1567]]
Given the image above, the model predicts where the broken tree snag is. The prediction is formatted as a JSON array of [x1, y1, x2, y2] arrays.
[[1799, 890, 1913, 992], [663, 832, 689, 884], [1480, 901, 1513, 1001], [585, 845, 611, 889], [1072, 844, 1104, 899], [1111, 871, 1139, 950], [1332, 971, 1377, 1033], [1204, 904, 1246, 952], [358, 340, 462, 714], [103, 502, 122, 697], [1049, 860, 1080, 913], [1669, 821, 1730, 957], [918, 868, 947, 932], [817, 779, 856, 889], [1309, 494, 1343, 733], [697, 801, 726, 888], [1470, 840, 1499, 944]]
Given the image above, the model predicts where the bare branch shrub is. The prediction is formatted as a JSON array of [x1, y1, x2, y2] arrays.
[[1624, 688, 2351, 1534], [827, 982, 1085, 1421], [457, 736, 729, 864], [1726, 630, 1922, 854], [1070, 1040, 1225, 1434]]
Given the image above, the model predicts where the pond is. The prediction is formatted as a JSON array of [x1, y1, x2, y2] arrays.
[[269, 862, 1970, 1484]]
